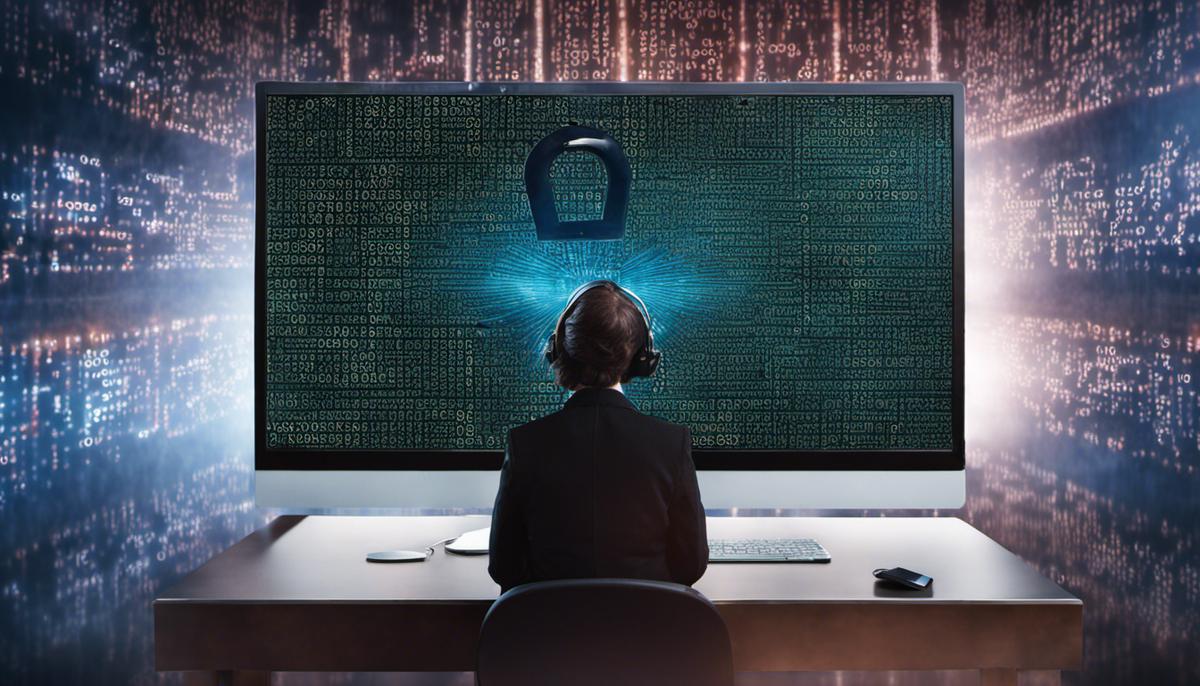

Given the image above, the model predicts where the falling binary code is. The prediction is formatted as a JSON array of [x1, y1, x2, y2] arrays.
[[263, 92, 954, 452]]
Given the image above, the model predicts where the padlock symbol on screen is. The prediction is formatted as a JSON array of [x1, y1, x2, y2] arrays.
[[524, 125, 631, 240]]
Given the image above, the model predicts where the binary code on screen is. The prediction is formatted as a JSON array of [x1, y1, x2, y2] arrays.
[[263, 92, 954, 452]]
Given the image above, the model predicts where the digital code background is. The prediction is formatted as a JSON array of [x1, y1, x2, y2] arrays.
[[264, 92, 953, 452], [1, 1, 1198, 684]]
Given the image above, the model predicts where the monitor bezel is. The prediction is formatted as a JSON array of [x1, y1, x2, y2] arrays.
[[255, 81, 965, 472]]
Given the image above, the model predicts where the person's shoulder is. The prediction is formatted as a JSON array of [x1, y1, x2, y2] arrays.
[[620, 408, 691, 448], [508, 408, 569, 443], [629, 412, 693, 473], [629, 410, 688, 435]]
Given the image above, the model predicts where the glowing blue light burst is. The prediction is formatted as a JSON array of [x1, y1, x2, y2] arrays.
[[465, 240, 739, 369]]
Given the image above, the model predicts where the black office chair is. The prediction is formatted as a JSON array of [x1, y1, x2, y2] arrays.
[[476, 578, 734, 686]]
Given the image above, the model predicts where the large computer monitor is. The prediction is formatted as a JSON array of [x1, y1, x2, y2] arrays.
[[255, 82, 964, 510]]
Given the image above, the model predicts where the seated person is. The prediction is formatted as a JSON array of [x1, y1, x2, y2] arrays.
[[488, 281, 708, 593]]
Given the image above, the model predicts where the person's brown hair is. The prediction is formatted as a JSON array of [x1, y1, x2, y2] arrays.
[[552, 283, 645, 390]]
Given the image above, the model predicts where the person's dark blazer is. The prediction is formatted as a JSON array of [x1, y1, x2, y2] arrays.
[[488, 387, 708, 593]]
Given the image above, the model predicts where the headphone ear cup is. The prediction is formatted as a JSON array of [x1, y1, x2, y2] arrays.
[[544, 334, 558, 365], [644, 350, 661, 376], [627, 348, 660, 378]]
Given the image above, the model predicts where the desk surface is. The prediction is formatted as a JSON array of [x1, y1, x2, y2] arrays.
[[156, 515, 1081, 675], [160, 515, 1076, 604]]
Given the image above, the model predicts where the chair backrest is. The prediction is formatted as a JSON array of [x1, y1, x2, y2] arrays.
[[477, 578, 734, 686]]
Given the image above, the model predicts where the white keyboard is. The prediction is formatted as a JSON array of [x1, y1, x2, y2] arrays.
[[708, 537, 831, 563]]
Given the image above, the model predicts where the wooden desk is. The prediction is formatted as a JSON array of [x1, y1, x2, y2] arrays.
[[155, 516, 1081, 685]]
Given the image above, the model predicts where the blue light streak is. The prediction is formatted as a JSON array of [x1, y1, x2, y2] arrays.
[[467, 240, 739, 369]]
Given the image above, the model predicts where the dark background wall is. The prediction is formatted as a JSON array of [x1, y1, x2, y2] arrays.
[[0, 1, 1196, 684]]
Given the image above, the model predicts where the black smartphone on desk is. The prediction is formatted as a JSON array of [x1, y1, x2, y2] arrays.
[[873, 567, 933, 590]]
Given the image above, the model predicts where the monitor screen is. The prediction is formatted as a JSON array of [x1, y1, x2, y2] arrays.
[[257, 83, 962, 470]]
